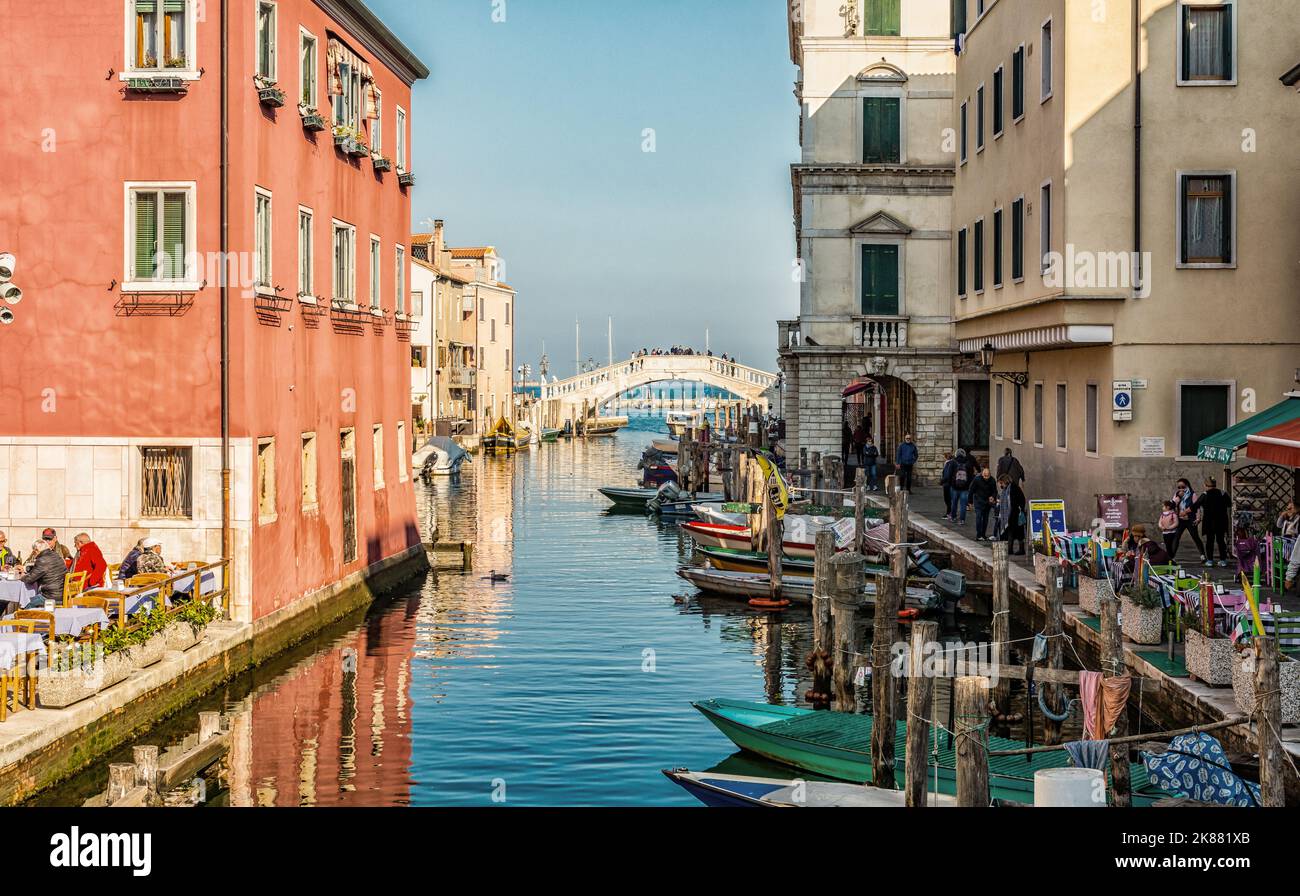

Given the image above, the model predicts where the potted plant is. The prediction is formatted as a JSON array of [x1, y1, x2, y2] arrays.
[[127, 607, 170, 669], [1233, 647, 1300, 724], [300, 106, 328, 132], [398, 170, 416, 187], [257, 82, 286, 108], [372, 155, 392, 172], [165, 56, 187, 69], [1120, 582, 1165, 645], [1076, 551, 1115, 616], [38, 639, 133, 708], [165, 599, 219, 652], [1184, 585, 1235, 686]]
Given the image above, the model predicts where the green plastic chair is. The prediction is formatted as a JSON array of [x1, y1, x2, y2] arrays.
[[1273, 610, 1300, 659]]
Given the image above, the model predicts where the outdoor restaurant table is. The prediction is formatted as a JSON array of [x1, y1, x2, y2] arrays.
[[0, 579, 40, 609], [0, 632, 46, 671], [51, 607, 110, 638]]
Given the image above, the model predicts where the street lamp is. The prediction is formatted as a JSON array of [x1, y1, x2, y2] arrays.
[[978, 341, 1028, 387]]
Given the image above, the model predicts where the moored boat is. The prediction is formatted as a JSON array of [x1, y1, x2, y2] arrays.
[[649, 437, 679, 455], [584, 416, 628, 436], [598, 486, 723, 512], [662, 768, 956, 807], [690, 698, 1161, 805], [676, 566, 941, 610], [483, 416, 528, 453], [540, 428, 563, 443]]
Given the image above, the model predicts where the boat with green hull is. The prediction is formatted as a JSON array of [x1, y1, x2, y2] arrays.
[[692, 698, 1162, 806]]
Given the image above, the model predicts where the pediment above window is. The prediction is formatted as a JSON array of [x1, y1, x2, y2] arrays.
[[850, 211, 913, 236], [856, 62, 908, 84]]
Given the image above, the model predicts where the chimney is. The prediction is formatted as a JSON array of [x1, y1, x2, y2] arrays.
[[433, 219, 445, 255]]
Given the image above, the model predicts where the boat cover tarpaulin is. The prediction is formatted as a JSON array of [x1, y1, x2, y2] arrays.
[[1196, 395, 1300, 464], [1246, 417, 1300, 468], [1140, 733, 1260, 807]]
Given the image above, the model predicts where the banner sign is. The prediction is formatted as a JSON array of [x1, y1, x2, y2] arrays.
[[1028, 499, 1067, 543], [1096, 494, 1129, 530]]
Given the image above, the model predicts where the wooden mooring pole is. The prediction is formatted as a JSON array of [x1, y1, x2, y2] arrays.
[[870, 570, 902, 789], [805, 530, 835, 706], [1256, 638, 1285, 807], [1099, 592, 1130, 807], [906, 620, 939, 806], [853, 467, 866, 554], [990, 541, 1012, 717], [955, 676, 992, 807], [830, 552, 868, 712], [750, 478, 789, 611], [1042, 567, 1066, 745], [888, 479, 908, 579]]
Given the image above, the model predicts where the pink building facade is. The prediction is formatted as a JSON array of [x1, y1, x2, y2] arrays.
[[0, 0, 429, 621]]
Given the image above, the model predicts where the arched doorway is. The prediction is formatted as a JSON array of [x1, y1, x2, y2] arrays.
[[841, 375, 917, 484]]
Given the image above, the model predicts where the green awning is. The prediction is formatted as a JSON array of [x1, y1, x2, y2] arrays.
[[1197, 395, 1300, 464]]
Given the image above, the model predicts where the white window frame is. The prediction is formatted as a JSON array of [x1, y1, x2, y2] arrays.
[[397, 421, 408, 483], [852, 235, 907, 317], [1175, 169, 1237, 269], [254, 186, 273, 295], [1012, 383, 1023, 444], [123, 181, 199, 291], [1085, 382, 1099, 456], [959, 100, 968, 165], [1055, 382, 1068, 452], [956, 227, 968, 298], [122, 0, 200, 80], [395, 244, 406, 315], [1012, 43, 1026, 123], [1176, 1, 1237, 87], [371, 86, 383, 156], [301, 431, 318, 512], [1175, 379, 1236, 460], [332, 219, 356, 306], [255, 0, 278, 83], [372, 424, 385, 490], [298, 205, 314, 300], [857, 91, 906, 166], [1039, 179, 1053, 275], [257, 436, 277, 525], [369, 235, 382, 311], [1040, 18, 1054, 103], [992, 64, 1005, 139], [396, 106, 408, 172], [299, 27, 318, 109]]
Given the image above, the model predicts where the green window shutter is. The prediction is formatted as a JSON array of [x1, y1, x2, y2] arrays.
[[134, 192, 158, 280], [163, 0, 185, 11], [136, 1, 158, 11], [1179, 176, 1190, 263], [862, 245, 899, 316], [162, 192, 186, 279], [862, 97, 900, 164], [866, 0, 901, 36]]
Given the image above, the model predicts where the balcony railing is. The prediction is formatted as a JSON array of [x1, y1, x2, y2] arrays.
[[778, 320, 801, 349], [856, 316, 908, 349]]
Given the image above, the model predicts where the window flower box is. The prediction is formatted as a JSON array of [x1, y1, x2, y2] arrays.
[[1233, 650, 1300, 723], [1185, 629, 1235, 686], [398, 171, 416, 187], [347, 141, 370, 158], [258, 85, 287, 108], [127, 76, 188, 94], [301, 109, 328, 132], [372, 156, 393, 172]]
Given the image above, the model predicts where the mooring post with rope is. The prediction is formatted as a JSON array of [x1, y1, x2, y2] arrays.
[[804, 530, 836, 706], [853, 466, 866, 554], [955, 676, 992, 807], [991, 541, 1012, 717], [1256, 637, 1285, 807], [1099, 591, 1131, 806], [1042, 569, 1066, 745], [906, 620, 939, 807], [830, 551, 868, 712], [871, 568, 902, 789]]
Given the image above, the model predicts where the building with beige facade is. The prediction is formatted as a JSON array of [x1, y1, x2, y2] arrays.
[[411, 221, 475, 434], [451, 247, 517, 430], [952, 0, 1300, 524], [779, 0, 968, 485]]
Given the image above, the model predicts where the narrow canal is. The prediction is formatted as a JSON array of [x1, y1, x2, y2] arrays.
[[31, 414, 1078, 807]]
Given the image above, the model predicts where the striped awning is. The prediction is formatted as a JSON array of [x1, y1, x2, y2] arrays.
[[327, 37, 379, 119], [1246, 418, 1300, 469]]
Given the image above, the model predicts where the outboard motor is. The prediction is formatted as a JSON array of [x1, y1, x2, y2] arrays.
[[647, 481, 682, 514], [932, 569, 966, 603]]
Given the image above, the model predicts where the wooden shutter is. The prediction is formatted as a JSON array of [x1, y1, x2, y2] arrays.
[[866, 0, 901, 36], [861, 245, 899, 316], [162, 192, 186, 279], [134, 191, 158, 280], [862, 97, 900, 164]]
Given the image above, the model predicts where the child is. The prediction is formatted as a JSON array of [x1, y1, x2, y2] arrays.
[[1158, 500, 1180, 559], [1233, 526, 1259, 577]]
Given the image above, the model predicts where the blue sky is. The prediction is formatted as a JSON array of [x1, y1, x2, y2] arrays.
[[369, 0, 800, 376]]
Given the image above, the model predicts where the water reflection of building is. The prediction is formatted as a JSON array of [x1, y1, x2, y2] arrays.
[[226, 595, 421, 806]]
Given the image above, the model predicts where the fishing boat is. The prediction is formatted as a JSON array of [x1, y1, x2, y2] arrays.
[[676, 566, 944, 610], [662, 768, 956, 808], [598, 486, 723, 512], [695, 546, 824, 577], [649, 437, 679, 455], [417, 436, 470, 477], [681, 520, 828, 558], [584, 416, 628, 436], [482, 417, 531, 452], [691, 698, 1160, 805], [540, 428, 563, 443]]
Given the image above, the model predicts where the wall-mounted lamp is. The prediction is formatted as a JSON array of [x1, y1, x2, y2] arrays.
[[979, 342, 1028, 387]]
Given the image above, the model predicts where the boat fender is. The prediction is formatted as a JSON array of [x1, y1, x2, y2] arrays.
[[896, 608, 922, 622], [1037, 689, 1077, 723], [986, 700, 1025, 724]]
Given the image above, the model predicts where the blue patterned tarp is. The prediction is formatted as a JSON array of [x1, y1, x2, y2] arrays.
[[1141, 733, 1261, 807]]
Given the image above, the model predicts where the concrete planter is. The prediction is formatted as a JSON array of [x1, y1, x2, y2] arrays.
[[1233, 650, 1300, 723], [129, 633, 168, 670], [1077, 575, 1114, 616], [163, 620, 208, 653], [1120, 596, 1164, 645], [1033, 552, 1051, 586], [1184, 629, 1235, 686], [38, 650, 133, 709]]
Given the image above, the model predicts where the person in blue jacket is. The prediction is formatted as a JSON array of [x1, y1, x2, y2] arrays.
[[895, 433, 918, 492]]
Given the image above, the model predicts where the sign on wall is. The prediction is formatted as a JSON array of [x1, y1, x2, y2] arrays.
[[1140, 437, 1165, 457], [1112, 381, 1133, 422], [1096, 494, 1130, 530]]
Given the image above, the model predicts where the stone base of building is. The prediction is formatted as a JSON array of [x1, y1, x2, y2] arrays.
[[0, 544, 429, 806], [779, 346, 958, 486]]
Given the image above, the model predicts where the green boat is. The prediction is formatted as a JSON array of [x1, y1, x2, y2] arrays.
[[692, 698, 1162, 806], [540, 428, 563, 443]]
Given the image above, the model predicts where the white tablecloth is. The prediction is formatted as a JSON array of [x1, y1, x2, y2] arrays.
[[0, 632, 45, 671], [0, 579, 40, 608], [52, 607, 109, 638]]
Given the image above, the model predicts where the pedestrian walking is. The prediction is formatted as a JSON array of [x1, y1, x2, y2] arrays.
[[997, 475, 1027, 555], [995, 447, 1025, 487], [1171, 478, 1208, 564], [1157, 500, 1180, 559], [948, 449, 975, 524], [940, 451, 955, 519], [895, 433, 918, 492], [861, 437, 880, 491], [1190, 477, 1231, 567], [970, 467, 998, 541]]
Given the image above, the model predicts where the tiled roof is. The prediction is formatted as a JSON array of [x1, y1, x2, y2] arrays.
[[450, 247, 493, 259]]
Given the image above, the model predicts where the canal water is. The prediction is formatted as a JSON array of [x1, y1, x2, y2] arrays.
[[32, 413, 1072, 807]]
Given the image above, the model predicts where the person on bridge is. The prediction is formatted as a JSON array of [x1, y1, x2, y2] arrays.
[[895, 434, 918, 492]]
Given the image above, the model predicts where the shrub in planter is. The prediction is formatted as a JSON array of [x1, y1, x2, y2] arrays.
[[165, 600, 219, 652], [38, 641, 133, 709], [126, 607, 171, 669], [1184, 629, 1235, 686], [1120, 584, 1165, 645], [1233, 649, 1300, 723]]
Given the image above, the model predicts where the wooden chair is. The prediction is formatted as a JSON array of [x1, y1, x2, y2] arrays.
[[82, 589, 129, 628], [173, 560, 204, 571], [13, 610, 55, 642], [61, 570, 88, 605], [0, 619, 36, 720], [1273, 610, 1300, 659], [107, 563, 122, 583], [126, 573, 169, 587]]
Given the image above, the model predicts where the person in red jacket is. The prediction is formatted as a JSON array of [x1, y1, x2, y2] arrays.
[[72, 532, 107, 589]]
